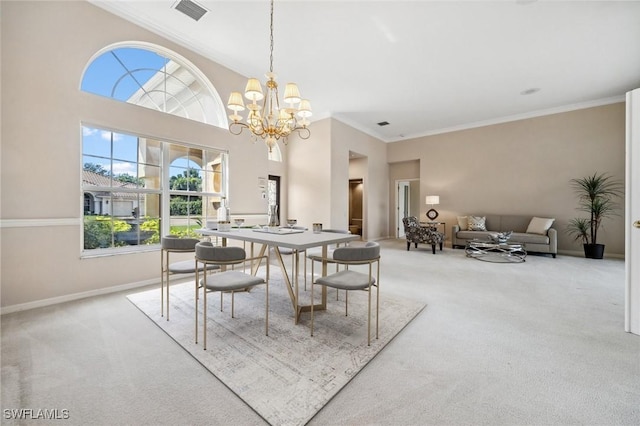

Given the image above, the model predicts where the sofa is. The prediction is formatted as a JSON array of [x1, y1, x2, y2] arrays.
[[452, 214, 557, 257]]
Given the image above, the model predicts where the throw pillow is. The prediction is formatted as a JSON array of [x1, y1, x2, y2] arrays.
[[468, 216, 487, 231], [457, 216, 468, 231], [526, 217, 555, 235]]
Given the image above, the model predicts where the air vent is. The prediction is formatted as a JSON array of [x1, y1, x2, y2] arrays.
[[174, 0, 208, 21], [377, 121, 390, 126]]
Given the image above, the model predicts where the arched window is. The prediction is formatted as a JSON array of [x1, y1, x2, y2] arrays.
[[80, 43, 229, 255], [81, 43, 227, 128]]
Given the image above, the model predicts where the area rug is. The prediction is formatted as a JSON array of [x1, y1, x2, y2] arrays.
[[127, 268, 425, 426]]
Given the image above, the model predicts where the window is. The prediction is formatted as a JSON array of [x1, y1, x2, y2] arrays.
[[80, 43, 229, 255], [82, 125, 227, 254], [81, 44, 226, 128]]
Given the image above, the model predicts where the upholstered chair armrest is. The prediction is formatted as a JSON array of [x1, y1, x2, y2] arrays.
[[451, 225, 461, 247], [547, 227, 558, 253]]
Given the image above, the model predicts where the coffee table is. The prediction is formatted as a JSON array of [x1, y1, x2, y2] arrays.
[[465, 240, 527, 263]]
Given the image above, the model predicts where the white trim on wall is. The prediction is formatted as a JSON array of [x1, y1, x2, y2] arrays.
[[0, 218, 81, 228]]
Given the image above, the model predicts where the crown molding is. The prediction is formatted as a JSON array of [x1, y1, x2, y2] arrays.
[[389, 95, 626, 143]]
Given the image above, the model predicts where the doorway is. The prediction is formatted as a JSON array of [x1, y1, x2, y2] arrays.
[[349, 179, 363, 236], [396, 179, 420, 238]]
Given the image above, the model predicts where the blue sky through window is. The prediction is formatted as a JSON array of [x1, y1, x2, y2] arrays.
[[82, 48, 168, 101]]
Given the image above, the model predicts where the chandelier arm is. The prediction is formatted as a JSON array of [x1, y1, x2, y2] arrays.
[[229, 121, 249, 136], [296, 127, 311, 140]]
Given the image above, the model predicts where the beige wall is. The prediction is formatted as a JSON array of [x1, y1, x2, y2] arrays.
[[331, 120, 389, 240], [287, 118, 389, 240], [0, 1, 288, 308], [387, 103, 626, 255]]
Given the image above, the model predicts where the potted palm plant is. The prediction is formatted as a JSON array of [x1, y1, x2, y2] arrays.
[[567, 172, 623, 259]]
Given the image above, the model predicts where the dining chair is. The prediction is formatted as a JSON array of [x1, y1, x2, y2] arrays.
[[161, 235, 219, 321], [194, 241, 269, 350], [310, 241, 380, 346], [306, 228, 352, 295]]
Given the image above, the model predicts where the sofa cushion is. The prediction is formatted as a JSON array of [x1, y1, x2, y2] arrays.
[[526, 217, 555, 235], [456, 230, 494, 241], [457, 216, 468, 231], [500, 216, 531, 233], [468, 216, 487, 231], [510, 232, 550, 245]]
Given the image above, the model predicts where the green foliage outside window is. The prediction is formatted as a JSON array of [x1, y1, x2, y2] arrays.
[[83, 216, 131, 249]]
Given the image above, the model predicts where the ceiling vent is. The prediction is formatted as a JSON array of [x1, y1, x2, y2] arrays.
[[377, 121, 390, 126], [173, 0, 208, 21]]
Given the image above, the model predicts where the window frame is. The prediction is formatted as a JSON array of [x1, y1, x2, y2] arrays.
[[81, 122, 228, 258]]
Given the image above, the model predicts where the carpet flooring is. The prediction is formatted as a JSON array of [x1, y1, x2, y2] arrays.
[[127, 268, 425, 426]]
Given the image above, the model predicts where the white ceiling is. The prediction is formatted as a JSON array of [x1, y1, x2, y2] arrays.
[[91, 0, 640, 142]]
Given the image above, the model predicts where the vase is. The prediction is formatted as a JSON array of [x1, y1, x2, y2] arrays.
[[267, 205, 279, 227]]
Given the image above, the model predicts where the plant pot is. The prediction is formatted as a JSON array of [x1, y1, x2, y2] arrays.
[[583, 243, 605, 259]]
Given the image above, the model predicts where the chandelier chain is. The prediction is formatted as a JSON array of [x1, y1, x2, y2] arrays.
[[269, 0, 274, 73]]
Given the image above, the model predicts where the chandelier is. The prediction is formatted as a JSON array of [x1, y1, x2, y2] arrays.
[[226, 0, 312, 152]]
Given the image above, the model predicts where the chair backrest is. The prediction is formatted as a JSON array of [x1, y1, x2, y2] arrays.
[[333, 241, 380, 263], [402, 216, 419, 232], [161, 235, 200, 251], [195, 241, 246, 264], [322, 229, 351, 234]]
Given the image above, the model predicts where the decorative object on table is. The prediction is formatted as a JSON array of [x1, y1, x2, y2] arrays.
[[566, 172, 623, 259], [234, 218, 245, 227], [217, 221, 232, 232], [217, 197, 230, 222], [226, 0, 312, 154], [312, 223, 323, 233], [488, 231, 512, 243], [267, 204, 279, 228], [425, 195, 440, 220], [286, 219, 297, 229]]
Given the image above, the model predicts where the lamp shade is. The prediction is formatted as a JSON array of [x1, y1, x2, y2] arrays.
[[426, 195, 440, 205], [283, 83, 301, 104], [297, 99, 312, 118], [227, 91, 245, 112], [244, 78, 264, 101]]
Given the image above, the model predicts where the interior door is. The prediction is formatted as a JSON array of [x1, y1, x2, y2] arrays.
[[625, 88, 640, 335], [397, 181, 410, 238]]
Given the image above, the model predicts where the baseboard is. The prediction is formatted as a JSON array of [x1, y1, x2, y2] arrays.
[[558, 249, 625, 259], [0, 277, 164, 315]]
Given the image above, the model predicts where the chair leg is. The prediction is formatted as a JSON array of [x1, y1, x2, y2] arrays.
[[195, 266, 199, 345], [310, 280, 315, 336], [406, 241, 410, 251], [203, 274, 208, 351], [345, 290, 349, 316], [432, 244, 436, 254], [440, 242, 443, 251]]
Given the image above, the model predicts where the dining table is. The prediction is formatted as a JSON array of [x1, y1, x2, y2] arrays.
[[196, 227, 359, 323]]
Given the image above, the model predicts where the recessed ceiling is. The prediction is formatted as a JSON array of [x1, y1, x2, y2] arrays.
[[90, 0, 640, 142]]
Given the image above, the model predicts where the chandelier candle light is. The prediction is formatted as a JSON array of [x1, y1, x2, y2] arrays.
[[226, 0, 312, 153]]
